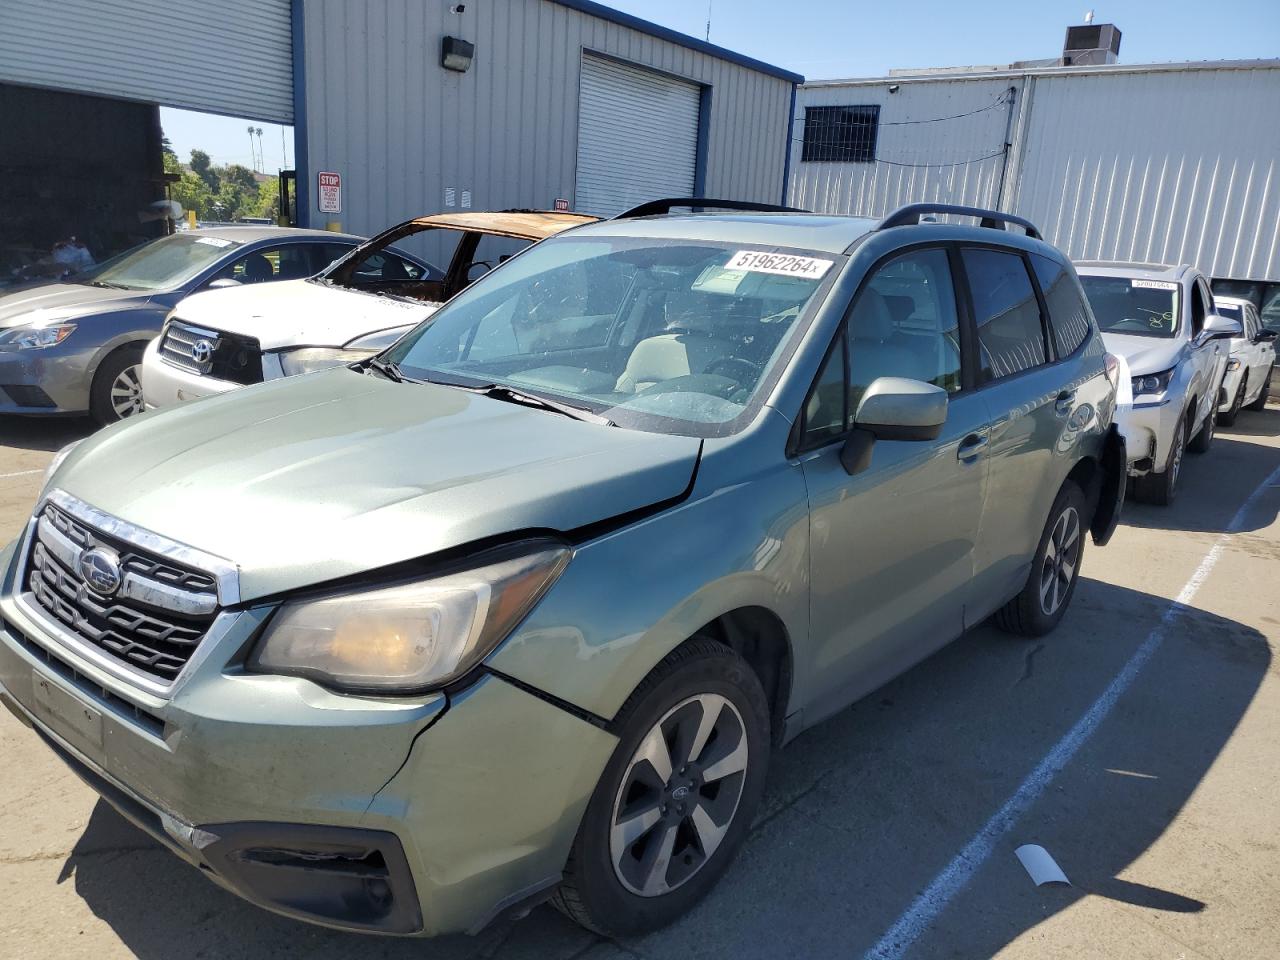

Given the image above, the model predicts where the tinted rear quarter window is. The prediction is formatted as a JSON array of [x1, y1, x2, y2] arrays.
[[1031, 254, 1093, 356], [962, 248, 1047, 380]]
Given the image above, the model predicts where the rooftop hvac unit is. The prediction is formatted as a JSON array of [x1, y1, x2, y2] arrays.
[[1063, 23, 1121, 65]]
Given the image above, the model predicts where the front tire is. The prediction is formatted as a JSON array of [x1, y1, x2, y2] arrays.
[[1218, 377, 1245, 427], [1188, 402, 1215, 454], [994, 481, 1086, 637], [1246, 366, 1272, 411], [1135, 415, 1185, 506], [551, 639, 770, 938], [89, 345, 146, 424]]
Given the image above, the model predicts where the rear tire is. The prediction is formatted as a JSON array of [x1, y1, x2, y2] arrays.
[[551, 639, 770, 938], [1246, 366, 1272, 411], [89, 345, 146, 425], [1135, 415, 1185, 506], [994, 481, 1086, 637]]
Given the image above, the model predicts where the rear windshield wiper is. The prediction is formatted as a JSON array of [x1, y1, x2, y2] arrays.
[[452, 382, 614, 426]]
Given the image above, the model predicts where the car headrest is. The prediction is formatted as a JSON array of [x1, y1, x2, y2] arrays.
[[851, 289, 894, 341]]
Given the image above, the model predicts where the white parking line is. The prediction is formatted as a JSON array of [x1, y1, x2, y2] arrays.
[[0, 469, 43, 479], [865, 461, 1280, 960]]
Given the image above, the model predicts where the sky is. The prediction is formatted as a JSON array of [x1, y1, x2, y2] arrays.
[[162, 0, 1279, 169]]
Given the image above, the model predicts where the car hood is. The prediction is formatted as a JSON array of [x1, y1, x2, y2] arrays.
[[51, 369, 701, 601], [174, 279, 439, 350], [1100, 333, 1187, 376], [0, 283, 155, 329]]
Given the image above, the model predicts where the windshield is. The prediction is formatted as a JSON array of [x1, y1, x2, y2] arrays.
[[87, 234, 243, 291], [1080, 275, 1180, 338], [385, 236, 838, 435]]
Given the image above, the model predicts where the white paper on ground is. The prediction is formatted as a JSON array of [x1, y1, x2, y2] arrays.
[[1014, 844, 1071, 886]]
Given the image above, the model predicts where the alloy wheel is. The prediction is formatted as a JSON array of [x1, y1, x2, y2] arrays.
[[609, 693, 749, 897], [1038, 505, 1081, 616], [110, 363, 145, 419]]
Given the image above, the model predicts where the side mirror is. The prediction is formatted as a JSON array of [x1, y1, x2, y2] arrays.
[[207, 277, 241, 289], [1256, 329, 1278, 343], [1202, 312, 1243, 340], [840, 377, 949, 475]]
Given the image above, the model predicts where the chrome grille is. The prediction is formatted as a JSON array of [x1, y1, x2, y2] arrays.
[[159, 319, 264, 384], [159, 320, 217, 374], [26, 503, 220, 683]]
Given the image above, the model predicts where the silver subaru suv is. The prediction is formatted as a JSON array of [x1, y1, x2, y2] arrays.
[[0, 200, 1125, 939]]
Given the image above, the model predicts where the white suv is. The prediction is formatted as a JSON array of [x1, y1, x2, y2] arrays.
[[1213, 295, 1276, 424], [1077, 262, 1240, 505]]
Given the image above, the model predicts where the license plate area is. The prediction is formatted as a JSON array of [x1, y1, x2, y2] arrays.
[[32, 674, 103, 750]]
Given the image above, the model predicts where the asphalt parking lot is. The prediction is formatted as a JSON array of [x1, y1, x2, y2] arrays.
[[1, 410, 1278, 960]]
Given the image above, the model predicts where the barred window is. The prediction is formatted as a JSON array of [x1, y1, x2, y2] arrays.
[[801, 105, 879, 162]]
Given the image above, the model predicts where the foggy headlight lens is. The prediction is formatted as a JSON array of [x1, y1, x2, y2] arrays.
[[278, 347, 376, 377], [250, 544, 570, 692], [1131, 367, 1175, 398]]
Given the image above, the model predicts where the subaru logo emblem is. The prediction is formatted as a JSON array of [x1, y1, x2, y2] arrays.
[[190, 339, 214, 364], [77, 546, 123, 595]]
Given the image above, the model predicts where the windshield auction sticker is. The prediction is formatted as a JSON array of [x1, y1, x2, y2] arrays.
[[1131, 279, 1178, 291], [727, 250, 834, 279]]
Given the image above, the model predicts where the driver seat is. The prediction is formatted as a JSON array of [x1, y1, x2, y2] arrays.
[[615, 333, 732, 393]]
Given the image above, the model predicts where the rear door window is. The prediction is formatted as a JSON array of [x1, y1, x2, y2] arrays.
[[962, 248, 1047, 380], [1030, 254, 1093, 357]]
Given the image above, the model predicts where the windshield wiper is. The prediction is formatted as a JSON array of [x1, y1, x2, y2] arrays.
[[362, 356, 417, 383], [89, 280, 130, 290], [452, 383, 614, 426]]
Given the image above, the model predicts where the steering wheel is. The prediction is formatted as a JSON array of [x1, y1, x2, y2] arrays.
[[705, 357, 762, 385]]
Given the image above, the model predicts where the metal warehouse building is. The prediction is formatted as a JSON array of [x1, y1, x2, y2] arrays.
[[0, 0, 800, 266], [787, 53, 1280, 317]]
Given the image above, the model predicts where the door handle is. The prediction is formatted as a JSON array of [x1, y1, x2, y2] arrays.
[[1054, 390, 1076, 415], [957, 432, 989, 462]]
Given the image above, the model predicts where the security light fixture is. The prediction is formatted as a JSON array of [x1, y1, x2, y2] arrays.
[[888, 84, 900, 94], [442, 36, 475, 73]]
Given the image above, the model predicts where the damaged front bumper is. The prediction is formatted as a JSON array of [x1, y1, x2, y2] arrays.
[[0, 537, 616, 937]]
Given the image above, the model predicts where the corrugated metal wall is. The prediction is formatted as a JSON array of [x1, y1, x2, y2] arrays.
[[300, 0, 794, 239], [788, 77, 1017, 218], [1011, 65, 1280, 282], [789, 62, 1280, 282], [0, 0, 294, 123]]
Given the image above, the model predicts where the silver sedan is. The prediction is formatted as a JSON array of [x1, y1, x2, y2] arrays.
[[0, 227, 369, 424]]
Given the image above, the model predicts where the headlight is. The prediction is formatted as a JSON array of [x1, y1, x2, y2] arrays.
[[277, 346, 377, 376], [1131, 367, 1176, 398], [43, 439, 85, 488], [0, 323, 76, 351], [249, 543, 570, 692]]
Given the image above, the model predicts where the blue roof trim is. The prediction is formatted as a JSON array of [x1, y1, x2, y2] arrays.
[[548, 0, 804, 84]]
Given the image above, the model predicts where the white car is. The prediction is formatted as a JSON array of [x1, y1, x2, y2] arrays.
[[1077, 261, 1241, 505], [141, 211, 596, 409], [1212, 294, 1275, 424]]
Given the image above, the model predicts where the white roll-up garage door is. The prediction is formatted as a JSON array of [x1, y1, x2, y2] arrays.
[[0, 0, 294, 123], [575, 55, 701, 217]]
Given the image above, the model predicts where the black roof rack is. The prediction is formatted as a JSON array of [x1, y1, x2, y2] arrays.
[[878, 203, 1042, 240], [613, 197, 805, 220]]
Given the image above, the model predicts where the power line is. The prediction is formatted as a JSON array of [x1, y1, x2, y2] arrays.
[[792, 92, 1011, 129]]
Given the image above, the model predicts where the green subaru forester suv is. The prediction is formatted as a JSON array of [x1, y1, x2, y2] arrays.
[[0, 201, 1125, 939]]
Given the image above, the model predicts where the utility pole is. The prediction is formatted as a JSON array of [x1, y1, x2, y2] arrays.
[[705, 0, 712, 41]]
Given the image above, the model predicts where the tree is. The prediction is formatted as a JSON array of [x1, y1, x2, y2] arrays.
[[189, 149, 220, 193]]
